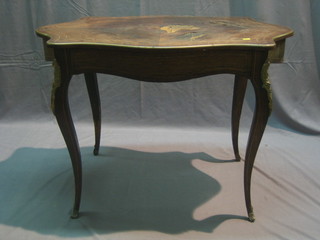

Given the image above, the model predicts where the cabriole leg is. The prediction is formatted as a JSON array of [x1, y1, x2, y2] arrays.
[[244, 59, 271, 222], [52, 59, 82, 219], [232, 75, 248, 161], [84, 72, 101, 156]]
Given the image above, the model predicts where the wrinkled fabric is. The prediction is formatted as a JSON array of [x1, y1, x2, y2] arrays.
[[1, 1, 320, 240], [1, 0, 320, 131]]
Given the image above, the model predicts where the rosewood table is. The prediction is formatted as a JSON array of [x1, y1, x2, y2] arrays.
[[36, 16, 293, 222]]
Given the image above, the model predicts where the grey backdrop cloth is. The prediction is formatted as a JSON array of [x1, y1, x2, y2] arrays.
[[1, 1, 320, 240]]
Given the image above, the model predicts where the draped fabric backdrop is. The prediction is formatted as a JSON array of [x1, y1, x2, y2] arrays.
[[1, 1, 320, 240]]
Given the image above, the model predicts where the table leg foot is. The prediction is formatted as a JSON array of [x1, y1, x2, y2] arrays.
[[248, 210, 255, 222], [71, 209, 80, 219], [93, 147, 99, 156]]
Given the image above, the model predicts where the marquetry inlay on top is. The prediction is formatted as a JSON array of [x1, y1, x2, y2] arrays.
[[36, 16, 293, 49]]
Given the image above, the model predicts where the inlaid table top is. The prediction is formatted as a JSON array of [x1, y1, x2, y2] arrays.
[[36, 16, 293, 49]]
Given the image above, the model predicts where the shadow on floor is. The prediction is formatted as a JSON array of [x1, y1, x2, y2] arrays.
[[0, 146, 247, 237]]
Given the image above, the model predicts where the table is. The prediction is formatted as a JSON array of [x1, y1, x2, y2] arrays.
[[36, 16, 293, 222]]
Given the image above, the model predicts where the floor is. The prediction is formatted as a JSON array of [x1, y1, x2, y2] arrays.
[[1, 122, 319, 240]]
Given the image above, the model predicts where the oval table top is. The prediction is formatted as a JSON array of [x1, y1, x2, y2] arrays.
[[36, 16, 293, 49]]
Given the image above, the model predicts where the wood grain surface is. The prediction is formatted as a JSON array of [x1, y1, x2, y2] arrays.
[[36, 16, 293, 49]]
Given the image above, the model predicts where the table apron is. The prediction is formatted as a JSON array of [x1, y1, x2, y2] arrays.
[[67, 47, 259, 82]]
